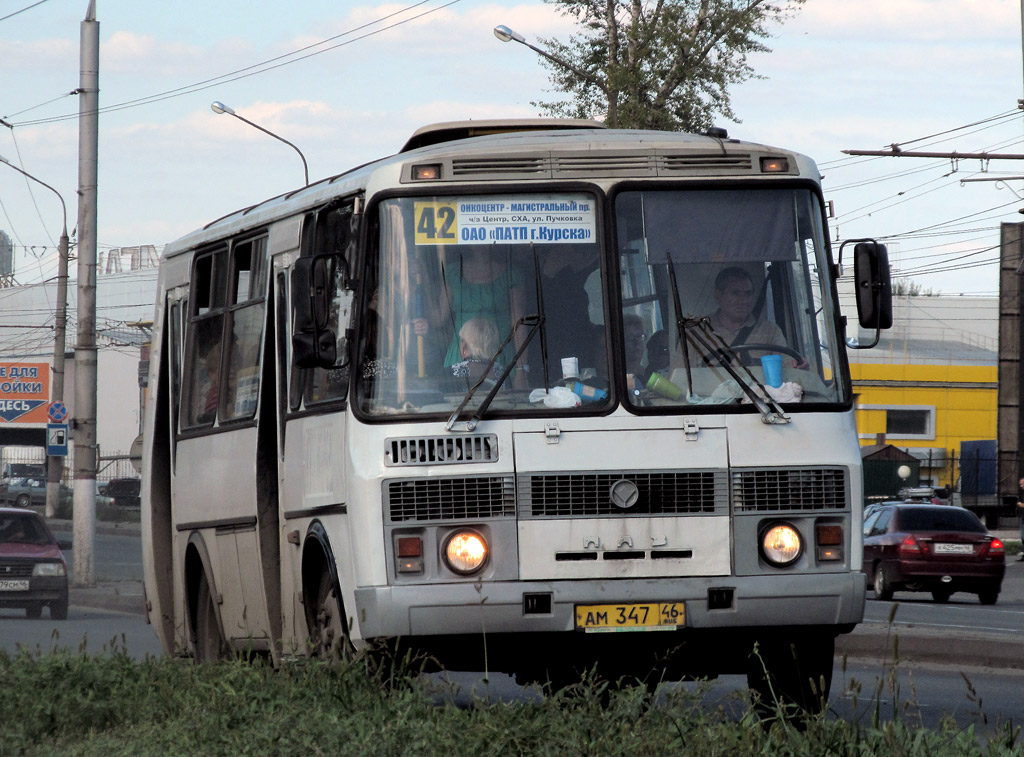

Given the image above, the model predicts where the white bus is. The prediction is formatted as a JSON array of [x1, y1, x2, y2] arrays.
[[141, 119, 891, 710]]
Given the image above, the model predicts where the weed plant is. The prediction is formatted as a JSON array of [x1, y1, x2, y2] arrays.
[[0, 633, 1020, 757]]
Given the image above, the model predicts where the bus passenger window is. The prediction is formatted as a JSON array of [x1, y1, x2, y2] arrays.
[[188, 317, 224, 426], [221, 237, 267, 420]]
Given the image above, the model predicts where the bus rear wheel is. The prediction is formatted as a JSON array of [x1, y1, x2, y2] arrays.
[[309, 565, 351, 661], [194, 573, 227, 662]]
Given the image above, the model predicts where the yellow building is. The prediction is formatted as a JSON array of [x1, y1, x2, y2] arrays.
[[842, 289, 999, 488]]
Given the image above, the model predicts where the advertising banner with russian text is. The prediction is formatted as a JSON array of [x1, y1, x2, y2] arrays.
[[0, 362, 50, 424]]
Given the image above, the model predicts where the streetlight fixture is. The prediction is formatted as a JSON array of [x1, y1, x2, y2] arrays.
[[492, 24, 610, 123], [0, 156, 70, 519], [211, 101, 310, 187]]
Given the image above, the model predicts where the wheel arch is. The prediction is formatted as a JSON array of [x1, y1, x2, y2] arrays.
[[300, 520, 345, 634]]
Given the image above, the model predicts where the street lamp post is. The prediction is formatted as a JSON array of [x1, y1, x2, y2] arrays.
[[493, 25, 613, 124], [211, 101, 310, 187], [0, 156, 70, 519]]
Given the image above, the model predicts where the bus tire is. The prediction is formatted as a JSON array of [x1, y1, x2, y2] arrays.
[[195, 572, 227, 663], [310, 564, 351, 661], [746, 633, 833, 718]]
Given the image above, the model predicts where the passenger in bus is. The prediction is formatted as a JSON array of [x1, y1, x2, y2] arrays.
[[450, 317, 502, 383], [645, 329, 670, 378], [538, 246, 600, 372], [623, 313, 646, 378], [412, 245, 527, 382], [194, 338, 222, 424]]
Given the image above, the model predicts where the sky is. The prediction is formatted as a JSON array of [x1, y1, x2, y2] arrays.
[[1, 0, 1023, 298]]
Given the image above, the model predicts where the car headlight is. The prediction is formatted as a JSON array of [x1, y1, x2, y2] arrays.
[[760, 523, 802, 567], [33, 562, 66, 577], [443, 530, 488, 575]]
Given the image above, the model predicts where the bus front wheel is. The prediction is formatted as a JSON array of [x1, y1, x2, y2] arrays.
[[309, 565, 351, 661], [746, 632, 834, 718]]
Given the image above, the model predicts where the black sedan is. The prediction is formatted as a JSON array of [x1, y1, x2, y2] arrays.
[[0, 507, 69, 619], [863, 504, 1005, 604]]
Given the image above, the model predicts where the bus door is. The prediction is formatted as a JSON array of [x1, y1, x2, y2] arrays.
[[178, 237, 271, 647], [279, 199, 359, 647]]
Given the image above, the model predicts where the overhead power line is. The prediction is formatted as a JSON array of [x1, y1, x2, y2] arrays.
[[6, 0, 463, 127]]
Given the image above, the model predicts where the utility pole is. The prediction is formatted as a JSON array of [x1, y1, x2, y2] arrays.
[[73, 0, 98, 586], [0, 157, 70, 519]]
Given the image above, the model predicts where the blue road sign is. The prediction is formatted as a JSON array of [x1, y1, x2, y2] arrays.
[[46, 423, 68, 456]]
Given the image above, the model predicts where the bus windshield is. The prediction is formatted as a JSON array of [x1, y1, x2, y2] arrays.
[[358, 193, 608, 417], [615, 187, 849, 408], [357, 187, 848, 417]]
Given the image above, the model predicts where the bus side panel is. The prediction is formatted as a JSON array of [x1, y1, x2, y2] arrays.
[[280, 413, 352, 643], [176, 428, 270, 643]]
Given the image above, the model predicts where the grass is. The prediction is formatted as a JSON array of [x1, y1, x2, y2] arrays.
[[0, 639, 1021, 757]]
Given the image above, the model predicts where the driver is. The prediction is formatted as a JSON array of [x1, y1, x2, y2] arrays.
[[707, 267, 786, 350]]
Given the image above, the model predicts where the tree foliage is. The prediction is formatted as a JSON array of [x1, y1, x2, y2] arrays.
[[533, 0, 806, 132]]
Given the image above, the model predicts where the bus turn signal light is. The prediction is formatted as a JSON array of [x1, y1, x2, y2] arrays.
[[396, 536, 423, 574]]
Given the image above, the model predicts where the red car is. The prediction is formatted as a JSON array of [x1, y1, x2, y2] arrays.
[[0, 507, 69, 619], [863, 504, 1005, 604]]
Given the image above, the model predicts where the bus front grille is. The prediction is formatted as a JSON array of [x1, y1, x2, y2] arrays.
[[731, 467, 847, 511], [386, 475, 516, 522], [517, 471, 727, 518], [451, 157, 547, 177], [660, 153, 753, 173], [384, 434, 498, 466]]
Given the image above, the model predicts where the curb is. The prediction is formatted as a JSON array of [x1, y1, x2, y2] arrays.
[[837, 623, 1024, 671], [69, 581, 145, 616]]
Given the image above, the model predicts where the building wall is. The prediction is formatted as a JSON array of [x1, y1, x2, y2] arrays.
[[851, 362, 998, 487]]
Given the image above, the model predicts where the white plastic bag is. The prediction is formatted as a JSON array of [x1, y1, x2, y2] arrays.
[[529, 386, 582, 408]]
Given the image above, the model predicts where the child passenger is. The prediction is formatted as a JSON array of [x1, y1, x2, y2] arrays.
[[450, 317, 501, 382]]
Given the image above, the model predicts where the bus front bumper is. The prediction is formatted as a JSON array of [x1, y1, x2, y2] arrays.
[[353, 571, 866, 639]]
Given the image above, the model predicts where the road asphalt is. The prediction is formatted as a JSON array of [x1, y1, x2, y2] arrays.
[[59, 520, 1024, 670]]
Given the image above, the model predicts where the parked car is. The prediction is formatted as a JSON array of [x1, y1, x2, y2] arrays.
[[99, 477, 141, 508], [863, 503, 1005, 604], [0, 507, 69, 619], [0, 477, 73, 509]]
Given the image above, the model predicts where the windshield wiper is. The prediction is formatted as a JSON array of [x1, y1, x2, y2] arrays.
[[446, 314, 544, 432], [689, 320, 790, 424], [664, 258, 789, 425]]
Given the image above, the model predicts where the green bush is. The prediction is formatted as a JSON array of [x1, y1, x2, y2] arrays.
[[0, 644, 1019, 756]]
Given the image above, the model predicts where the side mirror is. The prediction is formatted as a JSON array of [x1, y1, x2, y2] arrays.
[[839, 239, 892, 349], [853, 242, 892, 330], [291, 255, 353, 369]]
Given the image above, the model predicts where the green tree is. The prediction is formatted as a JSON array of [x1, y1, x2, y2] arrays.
[[533, 0, 805, 131]]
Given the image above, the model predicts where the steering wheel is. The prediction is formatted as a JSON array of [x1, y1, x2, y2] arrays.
[[730, 343, 804, 363]]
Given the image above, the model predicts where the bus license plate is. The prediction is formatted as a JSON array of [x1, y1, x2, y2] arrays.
[[0, 580, 29, 591], [575, 602, 685, 632]]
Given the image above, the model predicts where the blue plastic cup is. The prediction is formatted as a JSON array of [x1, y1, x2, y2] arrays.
[[760, 354, 783, 387]]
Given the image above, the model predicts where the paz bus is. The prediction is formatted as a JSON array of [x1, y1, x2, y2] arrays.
[[141, 119, 891, 710]]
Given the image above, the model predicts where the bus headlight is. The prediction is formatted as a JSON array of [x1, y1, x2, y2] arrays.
[[443, 530, 488, 575], [760, 523, 802, 567]]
